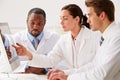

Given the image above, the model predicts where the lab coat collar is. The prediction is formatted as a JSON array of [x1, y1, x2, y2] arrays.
[[102, 21, 118, 40]]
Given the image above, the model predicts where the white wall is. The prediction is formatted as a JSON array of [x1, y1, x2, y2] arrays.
[[0, 0, 120, 34]]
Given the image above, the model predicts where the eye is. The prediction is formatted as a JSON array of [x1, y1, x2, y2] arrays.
[[61, 17, 68, 21], [38, 23, 44, 26], [30, 22, 34, 25], [63, 17, 68, 20]]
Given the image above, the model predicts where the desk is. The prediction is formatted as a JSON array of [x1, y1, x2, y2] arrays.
[[0, 73, 47, 80]]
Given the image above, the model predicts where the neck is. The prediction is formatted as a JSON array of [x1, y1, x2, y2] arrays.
[[71, 25, 81, 40], [100, 20, 113, 33]]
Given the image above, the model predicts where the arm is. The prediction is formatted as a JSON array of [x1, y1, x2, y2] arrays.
[[47, 36, 120, 80], [67, 36, 120, 80], [13, 39, 64, 68]]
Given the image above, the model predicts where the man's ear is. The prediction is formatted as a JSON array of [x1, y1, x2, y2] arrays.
[[99, 11, 106, 20], [44, 19, 46, 26]]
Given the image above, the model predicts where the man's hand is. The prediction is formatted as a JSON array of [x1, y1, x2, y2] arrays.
[[12, 43, 33, 60], [25, 66, 46, 75]]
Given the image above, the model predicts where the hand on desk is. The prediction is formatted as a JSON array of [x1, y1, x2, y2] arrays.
[[24, 66, 46, 75], [47, 69, 68, 80]]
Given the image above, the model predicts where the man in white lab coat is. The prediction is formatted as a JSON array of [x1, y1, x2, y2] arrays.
[[12, 8, 60, 74]]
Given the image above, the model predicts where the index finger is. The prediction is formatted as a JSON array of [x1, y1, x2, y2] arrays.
[[12, 44, 18, 49], [47, 69, 53, 79]]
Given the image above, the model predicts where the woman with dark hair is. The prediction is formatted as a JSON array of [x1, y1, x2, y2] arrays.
[[13, 4, 100, 75]]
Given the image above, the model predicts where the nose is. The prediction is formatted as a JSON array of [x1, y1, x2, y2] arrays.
[[33, 24, 39, 28], [87, 18, 90, 24], [60, 19, 64, 25]]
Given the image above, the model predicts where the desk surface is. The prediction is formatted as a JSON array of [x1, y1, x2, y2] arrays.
[[0, 73, 47, 80]]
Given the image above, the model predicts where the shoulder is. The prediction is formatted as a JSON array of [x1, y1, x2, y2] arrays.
[[58, 32, 71, 42], [83, 26, 101, 38], [44, 29, 59, 35], [12, 29, 27, 38], [43, 29, 60, 38]]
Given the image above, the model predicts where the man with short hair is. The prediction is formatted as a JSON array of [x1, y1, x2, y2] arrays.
[[12, 8, 60, 74]]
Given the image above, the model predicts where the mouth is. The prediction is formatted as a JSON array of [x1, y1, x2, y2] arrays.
[[62, 26, 65, 28], [31, 30, 39, 36]]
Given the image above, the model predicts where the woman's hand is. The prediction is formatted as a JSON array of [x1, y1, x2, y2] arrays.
[[47, 69, 68, 80], [12, 43, 33, 60]]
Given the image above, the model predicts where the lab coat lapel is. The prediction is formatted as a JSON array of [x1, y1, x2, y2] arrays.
[[37, 30, 52, 50], [66, 33, 75, 67], [37, 36, 46, 49], [78, 28, 90, 55], [23, 32, 35, 51]]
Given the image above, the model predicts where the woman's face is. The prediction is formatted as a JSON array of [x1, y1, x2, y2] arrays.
[[60, 10, 78, 32]]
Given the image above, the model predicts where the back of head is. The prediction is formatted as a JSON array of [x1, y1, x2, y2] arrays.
[[27, 7, 46, 20], [85, 0, 115, 22], [61, 4, 90, 29]]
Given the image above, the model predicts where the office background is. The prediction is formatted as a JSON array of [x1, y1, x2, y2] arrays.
[[0, 0, 120, 34]]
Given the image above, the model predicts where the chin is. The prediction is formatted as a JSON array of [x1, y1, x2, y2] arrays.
[[63, 29, 69, 32], [92, 29, 98, 32], [91, 27, 96, 31], [32, 33, 39, 37]]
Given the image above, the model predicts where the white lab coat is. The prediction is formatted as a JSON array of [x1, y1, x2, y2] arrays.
[[68, 22, 120, 80], [12, 29, 60, 60], [28, 26, 101, 74]]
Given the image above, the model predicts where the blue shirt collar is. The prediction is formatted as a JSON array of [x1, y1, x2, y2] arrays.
[[27, 31, 44, 42]]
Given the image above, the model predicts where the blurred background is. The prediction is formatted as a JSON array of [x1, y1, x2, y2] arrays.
[[0, 0, 120, 34]]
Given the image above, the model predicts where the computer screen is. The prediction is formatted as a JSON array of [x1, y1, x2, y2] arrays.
[[0, 35, 20, 73], [0, 23, 11, 34]]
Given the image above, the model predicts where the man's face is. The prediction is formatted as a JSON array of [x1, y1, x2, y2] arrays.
[[27, 13, 46, 37], [87, 7, 102, 31]]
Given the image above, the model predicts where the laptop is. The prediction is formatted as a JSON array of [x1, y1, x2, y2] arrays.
[[0, 34, 20, 73], [0, 22, 11, 34]]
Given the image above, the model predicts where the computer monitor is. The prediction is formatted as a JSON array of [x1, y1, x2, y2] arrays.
[[0, 35, 20, 73]]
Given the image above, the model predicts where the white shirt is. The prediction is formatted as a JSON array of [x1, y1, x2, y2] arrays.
[[68, 22, 120, 80]]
